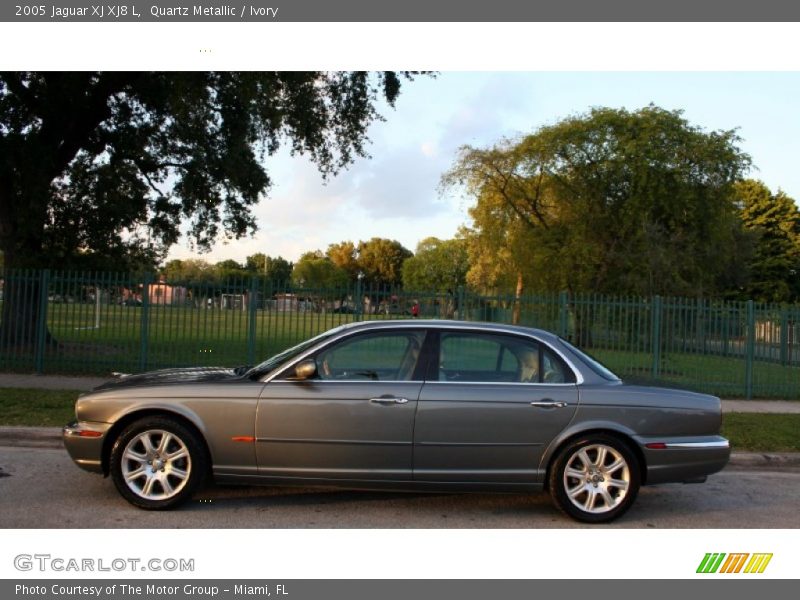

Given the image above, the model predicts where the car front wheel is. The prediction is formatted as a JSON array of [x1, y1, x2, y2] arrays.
[[110, 416, 207, 510], [549, 434, 640, 523]]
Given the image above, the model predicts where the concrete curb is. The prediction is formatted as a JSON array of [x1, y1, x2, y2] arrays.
[[727, 452, 800, 469], [0, 426, 64, 449], [1, 427, 799, 469]]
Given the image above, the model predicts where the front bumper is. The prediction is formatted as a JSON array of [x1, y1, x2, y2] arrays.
[[63, 421, 112, 474], [636, 435, 731, 485]]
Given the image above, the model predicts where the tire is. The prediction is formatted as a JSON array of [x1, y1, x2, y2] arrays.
[[110, 416, 208, 510], [548, 434, 640, 523]]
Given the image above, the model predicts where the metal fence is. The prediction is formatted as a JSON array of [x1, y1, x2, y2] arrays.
[[1, 269, 799, 399]]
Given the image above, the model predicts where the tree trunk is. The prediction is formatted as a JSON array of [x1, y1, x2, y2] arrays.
[[0, 174, 58, 351], [572, 298, 594, 348], [512, 272, 524, 325], [0, 241, 56, 351], [566, 286, 593, 348], [0, 270, 54, 352]]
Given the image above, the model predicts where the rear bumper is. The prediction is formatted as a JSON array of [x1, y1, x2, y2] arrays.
[[63, 421, 112, 474], [635, 435, 731, 485]]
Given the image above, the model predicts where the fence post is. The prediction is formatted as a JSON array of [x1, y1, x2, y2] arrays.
[[34, 269, 50, 374], [247, 275, 258, 366], [651, 295, 662, 380], [139, 272, 152, 372], [458, 286, 466, 321], [558, 291, 569, 339], [745, 300, 755, 400]]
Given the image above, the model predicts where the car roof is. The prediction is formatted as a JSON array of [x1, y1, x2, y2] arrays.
[[278, 319, 601, 385], [335, 319, 562, 344]]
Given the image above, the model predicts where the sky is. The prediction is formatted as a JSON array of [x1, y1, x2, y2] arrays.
[[167, 71, 800, 264]]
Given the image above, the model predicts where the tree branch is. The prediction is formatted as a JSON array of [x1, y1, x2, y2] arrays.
[[1, 72, 39, 112], [39, 72, 145, 180]]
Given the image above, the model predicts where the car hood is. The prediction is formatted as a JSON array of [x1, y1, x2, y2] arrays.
[[92, 366, 245, 391]]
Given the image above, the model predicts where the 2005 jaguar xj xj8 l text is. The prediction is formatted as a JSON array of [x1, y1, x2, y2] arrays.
[[64, 320, 730, 522]]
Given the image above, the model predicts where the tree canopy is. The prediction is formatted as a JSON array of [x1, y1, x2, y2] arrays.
[[735, 180, 800, 302], [244, 253, 293, 283], [402, 236, 469, 292], [291, 251, 349, 289], [326, 241, 360, 282], [356, 237, 413, 287], [0, 71, 423, 344], [0, 71, 422, 271], [444, 105, 752, 298], [161, 258, 216, 285]]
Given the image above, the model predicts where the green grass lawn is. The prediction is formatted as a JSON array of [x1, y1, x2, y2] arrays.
[[722, 413, 800, 453], [1, 387, 798, 453], [592, 348, 800, 399], [0, 388, 79, 426], [2, 306, 380, 376]]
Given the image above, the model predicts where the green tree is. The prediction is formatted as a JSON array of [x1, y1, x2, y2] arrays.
[[214, 259, 247, 281], [402, 237, 469, 292], [291, 251, 349, 289], [0, 71, 423, 344], [443, 105, 752, 299], [326, 241, 360, 282], [356, 237, 413, 288], [735, 180, 800, 302], [245, 253, 293, 283], [161, 258, 216, 285]]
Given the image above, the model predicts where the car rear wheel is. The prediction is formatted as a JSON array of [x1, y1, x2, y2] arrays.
[[549, 434, 640, 523], [110, 416, 207, 510]]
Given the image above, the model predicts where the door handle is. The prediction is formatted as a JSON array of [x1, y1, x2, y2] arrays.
[[530, 399, 568, 409], [370, 396, 409, 405]]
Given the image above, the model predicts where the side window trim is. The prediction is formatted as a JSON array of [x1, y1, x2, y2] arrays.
[[429, 329, 576, 385], [274, 329, 428, 383]]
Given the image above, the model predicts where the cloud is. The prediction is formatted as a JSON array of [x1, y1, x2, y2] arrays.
[[165, 74, 549, 263]]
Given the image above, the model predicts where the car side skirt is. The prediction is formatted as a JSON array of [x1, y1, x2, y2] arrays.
[[213, 473, 543, 494]]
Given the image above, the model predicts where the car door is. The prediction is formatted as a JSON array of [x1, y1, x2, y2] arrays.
[[413, 330, 579, 485], [255, 329, 427, 481]]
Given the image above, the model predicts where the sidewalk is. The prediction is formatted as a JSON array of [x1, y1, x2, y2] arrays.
[[0, 373, 108, 391], [1, 373, 799, 413]]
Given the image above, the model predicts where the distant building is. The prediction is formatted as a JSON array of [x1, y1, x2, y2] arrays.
[[121, 278, 188, 305]]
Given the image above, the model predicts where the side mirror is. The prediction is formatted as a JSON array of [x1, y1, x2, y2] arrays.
[[294, 359, 317, 380]]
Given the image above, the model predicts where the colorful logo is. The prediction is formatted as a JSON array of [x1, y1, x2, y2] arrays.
[[697, 553, 772, 574]]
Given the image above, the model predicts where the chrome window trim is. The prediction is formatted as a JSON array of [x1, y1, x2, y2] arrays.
[[268, 379, 423, 385], [425, 379, 578, 387], [424, 380, 579, 388], [264, 326, 428, 383], [262, 322, 585, 385]]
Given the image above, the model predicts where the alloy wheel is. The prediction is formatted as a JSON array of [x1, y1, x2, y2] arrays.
[[562, 443, 631, 514], [120, 429, 192, 501]]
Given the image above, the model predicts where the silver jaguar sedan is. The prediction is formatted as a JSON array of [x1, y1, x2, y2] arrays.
[[64, 320, 730, 523]]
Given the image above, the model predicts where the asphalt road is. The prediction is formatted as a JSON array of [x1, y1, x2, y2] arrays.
[[1, 446, 799, 528]]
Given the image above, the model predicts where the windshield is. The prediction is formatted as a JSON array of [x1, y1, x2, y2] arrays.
[[558, 338, 621, 382], [247, 326, 345, 378]]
